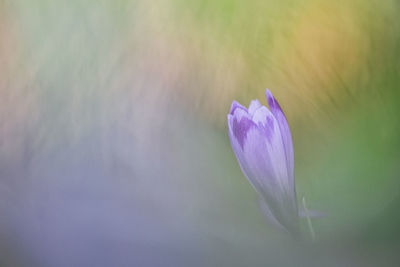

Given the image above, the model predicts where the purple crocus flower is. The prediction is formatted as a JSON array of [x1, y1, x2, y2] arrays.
[[227, 89, 299, 235]]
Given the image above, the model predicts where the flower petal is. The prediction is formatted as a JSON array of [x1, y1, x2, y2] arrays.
[[266, 89, 295, 190], [248, 107, 298, 233], [239, 124, 299, 234], [228, 114, 257, 183], [227, 95, 299, 235], [248, 99, 262, 116], [228, 108, 255, 150], [229, 100, 247, 115], [258, 197, 288, 233], [232, 105, 250, 121], [248, 107, 290, 193]]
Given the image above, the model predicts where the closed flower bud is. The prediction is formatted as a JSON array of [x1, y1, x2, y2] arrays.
[[227, 89, 299, 235]]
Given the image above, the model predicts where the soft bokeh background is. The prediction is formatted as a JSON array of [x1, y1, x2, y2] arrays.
[[0, 0, 399, 266]]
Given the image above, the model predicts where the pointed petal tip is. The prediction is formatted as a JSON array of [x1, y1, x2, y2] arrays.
[[249, 99, 261, 108], [265, 89, 276, 107], [229, 100, 247, 115], [248, 99, 262, 116], [265, 88, 272, 97], [229, 100, 238, 114]]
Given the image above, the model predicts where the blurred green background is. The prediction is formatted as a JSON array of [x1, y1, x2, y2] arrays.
[[0, 0, 399, 266]]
